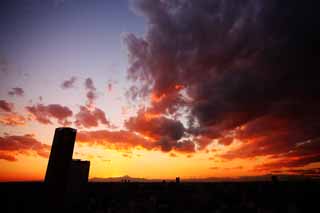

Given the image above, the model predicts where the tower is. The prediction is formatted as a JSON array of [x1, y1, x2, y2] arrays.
[[44, 127, 90, 209], [176, 177, 180, 183], [67, 159, 90, 192], [45, 127, 77, 188]]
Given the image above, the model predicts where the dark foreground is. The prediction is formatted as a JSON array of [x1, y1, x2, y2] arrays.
[[1, 181, 319, 213]]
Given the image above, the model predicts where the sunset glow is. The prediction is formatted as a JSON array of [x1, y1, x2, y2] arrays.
[[1, 0, 320, 182]]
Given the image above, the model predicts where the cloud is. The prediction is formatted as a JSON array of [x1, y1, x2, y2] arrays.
[[0, 100, 26, 126], [0, 134, 50, 161], [0, 113, 26, 126], [0, 100, 14, 112], [210, 166, 243, 170], [8, 87, 24, 97], [85, 78, 96, 91], [84, 78, 97, 107], [252, 138, 320, 171], [107, 82, 112, 92], [61, 76, 77, 89], [125, 0, 320, 167], [77, 128, 195, 153], [255, 155, 320, 172], [220, 115, 320, 169], [26, 104, 73, 125], [125, 109, 184, 141], [0, 153, 16, 161], [0, 55, 9, 73], [125, 109, 195, 152], [272, 168, 320, 177], [75, 105, 110, 128], [77, 129, 154, 150], [161, 138, 195, 153]]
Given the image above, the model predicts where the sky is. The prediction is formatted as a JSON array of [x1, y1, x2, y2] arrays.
[[0, 0, 320, 181]]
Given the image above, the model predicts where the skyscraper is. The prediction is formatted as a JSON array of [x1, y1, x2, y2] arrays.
[[44, 127, 90, 208], [67, 159, 90, 193], [45, 127, 77, 188], [176, 177, 180, 183]]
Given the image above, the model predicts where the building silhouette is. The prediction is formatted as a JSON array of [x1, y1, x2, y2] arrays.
[[67, 159, 90, 192], [176, 177, 180, 183], [44, 127, 90, 207], [45, 127, 77, 187], [272, 175, 279, 183]]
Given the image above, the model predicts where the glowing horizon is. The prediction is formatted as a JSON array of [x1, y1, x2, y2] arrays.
[[1, 0, 320, 181]]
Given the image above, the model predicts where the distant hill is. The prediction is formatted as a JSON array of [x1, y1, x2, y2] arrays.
[[90, 175, 160, 182], [90, 174, 316, 183]]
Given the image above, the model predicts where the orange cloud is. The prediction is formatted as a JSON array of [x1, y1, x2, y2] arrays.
[[0, 134, 50, 161], [76, 129, 154, 150], [151, 93, 166, 103], [75, 106, 110, 128], [124, 0, 320, 171], [0, 153, 16, 161], [0, 100, 26, 126], [125, 109, 184, 141], [77, 128, 195, 153], [26, 104, 73, 125], [0, 113, 26, 126], [174, 84, 184, 90], [0, 100, 14, 112]]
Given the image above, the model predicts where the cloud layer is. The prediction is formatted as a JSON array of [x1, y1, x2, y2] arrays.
[[75, 105, 110, 128], [84, 78, 97, 107], [8, 87, 24, 97], [123, 0, 320, 169], [0, 100, 26, 126], [77, 128, 194, 153], [0, 100, 14, 112], [61, 76, 77, 89], [0, 134, 50, 161], [26, 104, 73, 125]]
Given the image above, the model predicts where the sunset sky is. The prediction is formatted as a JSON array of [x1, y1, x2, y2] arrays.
[[1, 0, 319, 181]]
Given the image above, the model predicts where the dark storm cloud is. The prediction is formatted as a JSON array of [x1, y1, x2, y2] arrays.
[[8, 87, 24, 97], [125, 110, 195, 153], [252, 138, 320, 171], [125, 0, 320, 166], [125, 109, 185, 141], [222, 112, 320, 160], [157, 138, 195, 153], [125, 109, 194, 152]]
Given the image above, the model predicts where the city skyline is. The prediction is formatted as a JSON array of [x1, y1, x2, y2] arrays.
[[1, 0, 320, 181]]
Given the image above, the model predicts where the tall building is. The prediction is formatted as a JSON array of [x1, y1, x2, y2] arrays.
[[44, 127, 90, 208], [176, 177, 180, 183], [45, 127, 77, 187], [67, 159, 90, 193]]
